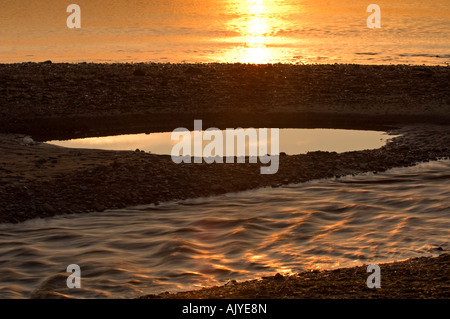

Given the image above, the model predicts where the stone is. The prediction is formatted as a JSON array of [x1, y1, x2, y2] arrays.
[[23, 137, 35, 145], [133, 68, 146, 76], [42, 203, 57, 214], [274, 273, 285, 281], [225, 280, 237, 287], [93, 203, 105, 212], [184, 66, 203, 76]]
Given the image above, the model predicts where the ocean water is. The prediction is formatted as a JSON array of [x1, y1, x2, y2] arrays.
[[0, 0, 449, 64], [0, 160, 448, 298]]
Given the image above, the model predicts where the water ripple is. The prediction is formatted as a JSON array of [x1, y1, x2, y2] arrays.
[[0, 160, 449, 298]]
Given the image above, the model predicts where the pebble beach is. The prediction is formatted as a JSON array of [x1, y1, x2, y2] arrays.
[[0, 63, 449, 299]]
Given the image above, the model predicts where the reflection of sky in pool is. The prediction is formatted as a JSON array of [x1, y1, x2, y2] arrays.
[[47, 129, 397, 155]]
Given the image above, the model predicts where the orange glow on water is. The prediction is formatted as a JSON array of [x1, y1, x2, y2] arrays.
[[224, 0, 282, 63], [0, 0, 448, 64]]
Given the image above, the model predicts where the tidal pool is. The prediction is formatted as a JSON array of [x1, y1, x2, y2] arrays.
[[46, 129, 397, 155]]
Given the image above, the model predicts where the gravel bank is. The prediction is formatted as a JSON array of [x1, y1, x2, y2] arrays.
[[1, 63, 449, 223], [139, 254, 449, 299], [0, 125, 449, 224], [1, 63, 449, 140]]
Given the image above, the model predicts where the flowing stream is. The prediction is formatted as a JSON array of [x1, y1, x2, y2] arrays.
[[0, 160, 448, 298]]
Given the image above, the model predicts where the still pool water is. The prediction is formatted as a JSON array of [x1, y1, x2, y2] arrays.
[[46, 128, 397, 156]]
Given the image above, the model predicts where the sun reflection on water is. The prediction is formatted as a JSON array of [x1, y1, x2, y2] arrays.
[[223, 0, 296, 63]]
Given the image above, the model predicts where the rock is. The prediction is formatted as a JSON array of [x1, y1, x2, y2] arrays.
[[274, 273, 285, 281], [133, 68, 146, 76], [225, 280, 237, 287], [93, 203, 105, 212], [42, 203, 57, 214], [23, 136, 35, 145], [184, 66, 203, 76]]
